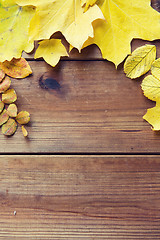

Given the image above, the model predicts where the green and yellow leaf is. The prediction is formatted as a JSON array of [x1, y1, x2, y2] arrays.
[[0, 109, 9, 126], [21, 125, 28, 137], [0, 0, 35, 62], [0, 76, 11, 93], [16, 111, 30, 124], [151, 58, 160, 80], [7, 104, 18, 118], [2, 118, 17, 136], [2, 89, 17, 104]]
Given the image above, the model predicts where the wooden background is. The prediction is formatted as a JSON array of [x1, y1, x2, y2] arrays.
[[1, 1, 160, 239]]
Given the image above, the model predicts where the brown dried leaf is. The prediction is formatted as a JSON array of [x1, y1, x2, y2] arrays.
[[0, 101, 4, 114], [0, 58, 32, 79], [16, 111, 30, 124], [7, 104, 18, 117], [0, 109, 9, 126], [0, 76, 11, 93], [2, 89, 17, 104], [2, 118, 17, 136], [0, 69, 5, 82], [22, 125, 28, 137]]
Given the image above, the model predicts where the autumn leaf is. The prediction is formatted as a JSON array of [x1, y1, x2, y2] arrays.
[[35, 39, 68, 67], [0, 76, 11, 93], [143, 102, 160, 131], [16, 111, 30, 124], [21, 125, 28, 137], [0, 109, 9, 126], [0, 58, 32, 79], [7, 104, 18, 118], [0, 101, 4, 114], [141, 75, 160, 101], [2, 118, 17, 136], [20, 0, 105, 51], [0, 0, 35, 62], [151, 58, 160, 80], [0, 69, 5, 82], [83, 0, 160, 67], [2, 89, 17, 104], [124, 45, 156, 79]]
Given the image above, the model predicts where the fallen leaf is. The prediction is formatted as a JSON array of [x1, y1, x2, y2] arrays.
[[0, 1, 35, 62], [0, 69, 5, 82], [141, 74, 160, 101], [16, 111, 30, 124], [0, 101, 4, 114], [83, 0, 160, 66], [35, 39, 68, 67], [7, 104, 18, 118], [2, 118, 17, 136], [0, 109, 9, 126], [0, 58, 32, 79], [124, 45, 156, 79], [26, 0, 104, 51], [143, 102, 160, 131], [21, 125, 28, 137], [151, 58, 160, 80], [0, 76, 11, 93], [2, 89, 17, 104]]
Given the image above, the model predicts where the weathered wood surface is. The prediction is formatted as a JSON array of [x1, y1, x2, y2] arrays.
[[2, 43, 160, 153], [0, 155, 160, 239]]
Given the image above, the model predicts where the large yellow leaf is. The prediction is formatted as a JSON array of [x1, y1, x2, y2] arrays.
[[83, 0, 160, 67], [124, 45, 156, 79], [141, 75, 160, 102], [0, 0, 35, 62], [21, 0, 104, 51], [35, 39, 68, 67], [143, 102, 160, 131]]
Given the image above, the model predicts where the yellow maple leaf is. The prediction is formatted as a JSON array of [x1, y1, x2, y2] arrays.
[[143, 102, 160, 131], [0, 0, 35, 62], [124, 45, 156, 79], [18, 0, 104, 52], [83, 0, 160, 67], [34, 39, 68, 67]]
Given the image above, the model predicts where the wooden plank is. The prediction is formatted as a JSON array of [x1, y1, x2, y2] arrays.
[[1, 58, 160, 153], [0, 155, 160, 239]]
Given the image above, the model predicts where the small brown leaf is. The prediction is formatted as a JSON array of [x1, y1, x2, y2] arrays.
[[0, 101, 4, 114], [0, 109, 9, 126], [2, 118, 17, 136], [7, 104, 18, 117], [22, 125, 28, 137], [0, 76, 11, 93], [16, 111, 30, 124], [2, 89, 17, 104], [0, 69, 5, 82], [0, 58, 32, 79]]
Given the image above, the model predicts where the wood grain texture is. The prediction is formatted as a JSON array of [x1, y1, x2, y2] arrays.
[[1, 56, 160, 153], [0, 155, 160, 239]]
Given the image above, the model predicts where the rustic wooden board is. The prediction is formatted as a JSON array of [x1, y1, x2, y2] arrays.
[[0, 155, 160, 239], [1, 55, 160, 153]]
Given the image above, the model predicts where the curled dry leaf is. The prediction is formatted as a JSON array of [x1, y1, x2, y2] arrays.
[[16, 111, 30, 124], [0, 69, 5, 82], [0, 58, 32, 79], [0, 101, 4, 114], [7, 104, 18, 118], [0, 76, 11, 93], [0, 109, 9, 126], [2, 89, 17, 104], [21, 125, 28, 137], [2, 118, 17, 136], [124, 45, 156, 79]]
